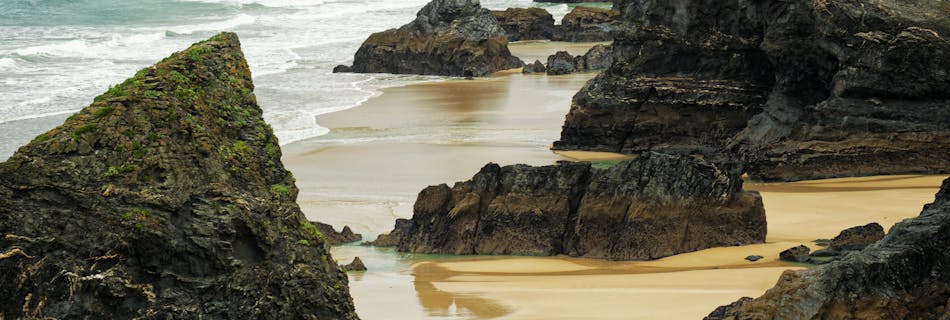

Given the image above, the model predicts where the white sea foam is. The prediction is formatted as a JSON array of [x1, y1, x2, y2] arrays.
[[0, 57, 17, 71], [166, 14, 257, 35]]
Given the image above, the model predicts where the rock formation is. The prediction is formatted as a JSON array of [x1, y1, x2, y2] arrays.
[[829, 222, 884, 251], [544, 44, 613, 75], [779, 245, 811, 263], [553, 6, 621, 42], [555, 0, 950, 180], [314, 221, 363, 245], [344, 0, 523, 77], [373, 152, 766, 260], [522, 60, 546, 73], [707, 177, 950, 320], [341, 257, 367, 272], [0, 33, 359, 319], [491, 8, 556, 41]]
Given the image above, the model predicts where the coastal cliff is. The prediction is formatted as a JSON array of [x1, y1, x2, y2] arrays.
[[707, 177, 950, 320], [345, 0, 523, 77], [373, 152, 766, 260], [0, 33, 359, 319], [555, 0, 950, 180]]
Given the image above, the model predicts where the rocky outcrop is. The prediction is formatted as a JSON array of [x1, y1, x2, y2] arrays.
[[779, 245, 811, 262], [374, 152, 766, 260], [553, 6, 621, 42], [0, 33, 359, 319], [707, 177, 950, 320], [341, 257, 367, 272], [491, 8, 556, 41], [830, 222, 884, 251], [522, 59, 546, 73], [314, 221, 363, 245], [345, 0, 523, 77], [544, 45, 613, 75], [555, 0, 950, 180]]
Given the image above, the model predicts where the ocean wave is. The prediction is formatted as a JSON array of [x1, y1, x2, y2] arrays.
[[10, 31, 168, 59], [165, 14, 256, 35], [0, 57, 18, 71], [0, 109, 76, 126], [175, 0, 336, 8]]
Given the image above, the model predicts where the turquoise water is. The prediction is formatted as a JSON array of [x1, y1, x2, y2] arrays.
[[0, 0, 602, 160]]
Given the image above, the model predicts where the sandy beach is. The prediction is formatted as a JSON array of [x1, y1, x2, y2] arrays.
[[281, 41, 948, 320]]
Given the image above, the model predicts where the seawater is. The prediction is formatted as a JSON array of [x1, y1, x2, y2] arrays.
[[0, 0, 606, 160]]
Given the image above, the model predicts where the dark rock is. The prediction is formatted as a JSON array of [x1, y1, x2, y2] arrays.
[[346, 0, 523, 77], [812, 238, 832, 247], [779, 245, 811, 262], [374, 152, 766, 260], [707, 177, 950, 320], [341, 257, 367, 272], [522, 59, 547, 73], [546, 51, 578, 75], [491, 8, 556, 41], [0, 33, 358, 319], [745, 255, 764, 262], [314, 222, 363, 245], [556, 0, 950, 181], [809, 248, 842, 257], [553, 6, 621, 42], [829, 222, 885, 251], [578, 44, 612, 70], [365, 218, 413, 247], [332, 64, 352, 73]]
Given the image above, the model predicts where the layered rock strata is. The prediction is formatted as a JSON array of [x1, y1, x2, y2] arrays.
[[0, 33, 359, 319], [373, 152, 766, 260], [555, 0, 950, 180]]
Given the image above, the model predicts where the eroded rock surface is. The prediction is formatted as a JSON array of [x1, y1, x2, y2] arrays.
[[707, 177, 950, 320], [555, 0, 950, 180], [374, 152, 766, 260], [315, 222, 363, 245], [346, 0, 523, 76], [0, 33, 359, 319], [553, 6, 621, 42], [491, 8, 556, 41]]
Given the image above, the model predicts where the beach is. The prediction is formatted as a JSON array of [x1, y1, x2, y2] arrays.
[[278, 42, 949, 319]]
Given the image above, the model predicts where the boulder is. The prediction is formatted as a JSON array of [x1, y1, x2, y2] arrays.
[[829, 222, 885, 251], [332, 64, 352, 73], [373, 152, 766, 260], [346, 0, 523, 77], [578, 44, 612, 70], [341, 257, 367, 272], [522, 59, 547, 73], [553, 6, 622, 42], [546, 51, 578, 75], [779, 245, 811, 262], [707, 177, 950, 319], [0, 33, 358, 319], [745, 255, 764, 262], [364, 218, 412, 247], [491, 8, 556, 41], [314, 222, 363, 245], [555, 0, 950, 180]]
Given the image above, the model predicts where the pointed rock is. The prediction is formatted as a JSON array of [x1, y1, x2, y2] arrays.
[[0, 32, 358, 319]]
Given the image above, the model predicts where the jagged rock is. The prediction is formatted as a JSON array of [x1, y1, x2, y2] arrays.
[[332, 64, 352, 73], [491, 8, 556, 41], [345, 0, 523, 77], [577, 44, 612, 70], [546, 51, 578, 75], [553, 6, 621, 42], [707, 177, 950, 320], [829, 222, 884, 251], [779, 245, 811, 262], [555, 0, 950, 180], [341, 257, 367, 272], [364, 218, 412, 247], [0, 33, 358, 319], [745, 255, 764, 262], [314, 222, 363, 245], [522, 59, 547, 73], [373, 152, 766, 260]]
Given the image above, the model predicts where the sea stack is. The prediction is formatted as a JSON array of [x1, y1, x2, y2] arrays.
[[345, 0, 523, 77], [707, 177, 950, 319], [373, 152, 766, 260], [555, 0, 950, 181], [0, 33, 359, 319]]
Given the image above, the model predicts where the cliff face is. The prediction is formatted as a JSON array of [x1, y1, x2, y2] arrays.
[[348, 0, 523, 77], [707, 177, 950, 320], [375, 152, 766, 260], [555, 0, 950, 180], [0, 33, 359, 319]]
